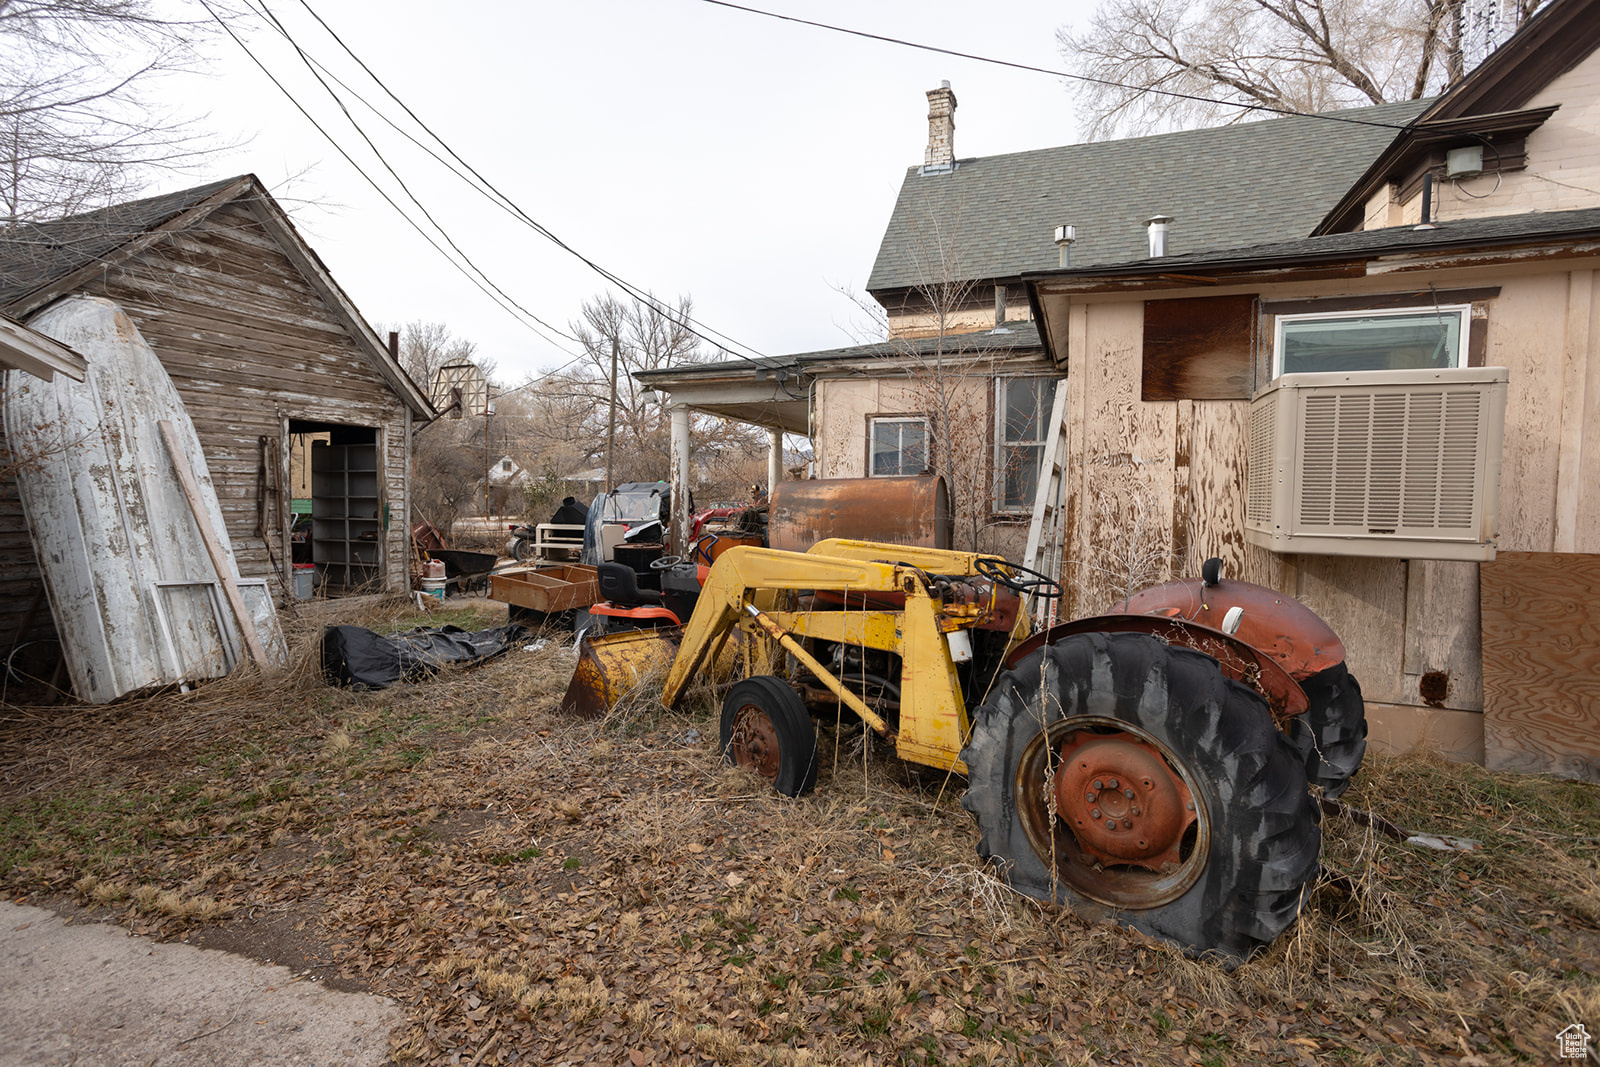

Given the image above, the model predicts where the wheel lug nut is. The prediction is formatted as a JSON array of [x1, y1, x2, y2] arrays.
[[1093, 779, 1103, 790], [1085, 792, 1097, 803], [1131, 806, 1142, 816], [1108, 779, 1119, 789], [1091, 809, 1101, 819], [1123, 789, 1135, 799]]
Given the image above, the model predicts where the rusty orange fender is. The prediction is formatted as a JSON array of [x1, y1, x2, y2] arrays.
[[1005, 615, 1309, 720], [1116, 576, 1346, 682]]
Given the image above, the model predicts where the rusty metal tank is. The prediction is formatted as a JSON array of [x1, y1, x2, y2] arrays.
[[767, 476, 952, 553]]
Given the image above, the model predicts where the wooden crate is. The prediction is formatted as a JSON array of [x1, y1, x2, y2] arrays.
[[490, 565, 599, 615]]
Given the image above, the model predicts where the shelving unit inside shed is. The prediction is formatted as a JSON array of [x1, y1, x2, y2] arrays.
[[310, 438, 381, 589]]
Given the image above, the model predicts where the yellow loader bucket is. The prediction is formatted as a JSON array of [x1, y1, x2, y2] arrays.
[[559, 626, 684, 719]]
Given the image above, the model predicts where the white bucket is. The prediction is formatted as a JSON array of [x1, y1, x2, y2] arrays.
[[420, 576, 446, 600]]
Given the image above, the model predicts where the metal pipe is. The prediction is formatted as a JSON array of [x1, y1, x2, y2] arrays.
[[743, 603, 897, 740], [604, 336, 619, 492]]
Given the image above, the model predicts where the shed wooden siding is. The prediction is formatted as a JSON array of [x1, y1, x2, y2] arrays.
[[1061, 261, 1600, 763], [0, 200, 412, 665]]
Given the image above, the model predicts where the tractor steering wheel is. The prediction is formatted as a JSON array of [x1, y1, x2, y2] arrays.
[[975, 557, 1063, 599], [649, 555, 683, 570]]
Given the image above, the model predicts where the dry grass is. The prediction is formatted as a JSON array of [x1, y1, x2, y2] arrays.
[[1, 597, 1596, 1064]]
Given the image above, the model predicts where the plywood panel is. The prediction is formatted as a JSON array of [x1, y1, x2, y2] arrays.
[[1293, 555, 1409, 705], [1486, 275, 1570, 552], [1481, 550, 1600, 780], [1401, 559, 1484, 711], [1142, 295, 1254, 400], [1071, 303, 1177, 614]]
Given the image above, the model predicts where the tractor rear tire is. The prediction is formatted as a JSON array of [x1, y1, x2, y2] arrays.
[[961, 631, 1320, 966], [720, 676, 818, 798], [1287, 662, 1367, 799]]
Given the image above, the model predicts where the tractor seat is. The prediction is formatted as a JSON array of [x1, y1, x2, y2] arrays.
[[596, 561, 662, 605]]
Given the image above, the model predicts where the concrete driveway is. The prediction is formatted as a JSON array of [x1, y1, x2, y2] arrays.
[[0, 901, 401, 1066]]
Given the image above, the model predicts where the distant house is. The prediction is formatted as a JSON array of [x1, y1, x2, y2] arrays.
[[0, 175, 434, 685], [485, 455, 532, 515]]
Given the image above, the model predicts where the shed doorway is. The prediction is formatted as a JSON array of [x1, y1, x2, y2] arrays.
[[289, 421, 382, 595]]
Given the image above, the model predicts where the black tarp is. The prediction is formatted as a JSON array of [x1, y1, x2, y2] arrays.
[[322, 623, 527, 689]]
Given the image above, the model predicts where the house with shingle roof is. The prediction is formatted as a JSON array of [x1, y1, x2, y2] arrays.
[[1022, 0, 1600, 777], [640, 89, 1430, 559], [0, 175, 434, 693]]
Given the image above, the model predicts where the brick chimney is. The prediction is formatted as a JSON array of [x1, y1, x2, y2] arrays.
[[924, 81, 956, 171]]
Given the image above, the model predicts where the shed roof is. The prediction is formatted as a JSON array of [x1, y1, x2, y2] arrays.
[[0, 176, 433, 417], [867, 99, 1430, 293]]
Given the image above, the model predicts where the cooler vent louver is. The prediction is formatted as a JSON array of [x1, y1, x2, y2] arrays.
[[1245, 368, 1508, 561]]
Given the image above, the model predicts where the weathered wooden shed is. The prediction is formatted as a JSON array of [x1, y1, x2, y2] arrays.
[[0, 175, 434, 690]]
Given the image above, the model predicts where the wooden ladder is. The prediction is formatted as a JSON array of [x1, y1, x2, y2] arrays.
[[1021, 379, 1070, 628]]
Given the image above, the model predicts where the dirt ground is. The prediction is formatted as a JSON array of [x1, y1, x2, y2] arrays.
[[2, 599, 1598, 1065]]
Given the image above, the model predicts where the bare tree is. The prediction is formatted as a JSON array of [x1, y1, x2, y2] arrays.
[[0, 0, 228, 221], [1057, 0, 1545, 139], [530, 291, 765, 490], [380, 319, 490, 399]]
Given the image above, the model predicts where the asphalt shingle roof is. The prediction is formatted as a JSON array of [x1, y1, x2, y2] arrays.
[[1029, 206, 1600, 277], [866, 100, 1431, 292], [0, 177, 242, 308]]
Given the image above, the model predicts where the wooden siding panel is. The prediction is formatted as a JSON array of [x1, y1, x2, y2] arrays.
[[1481, 550, 1600, 780]]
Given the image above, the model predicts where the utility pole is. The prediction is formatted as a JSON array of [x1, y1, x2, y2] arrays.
[[604, 336, 619, 492]]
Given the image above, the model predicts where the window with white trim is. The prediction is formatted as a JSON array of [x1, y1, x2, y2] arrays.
[[995, 378, 1051, 510], [869, 417, 927, 477], [1273, 305, 1470, 377]]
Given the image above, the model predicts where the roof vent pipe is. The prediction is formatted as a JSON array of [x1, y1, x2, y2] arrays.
[[1054, 224, 1076, 267], [1147, 214, 1173, 258]]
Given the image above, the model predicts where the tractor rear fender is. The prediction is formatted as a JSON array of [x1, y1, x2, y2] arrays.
[[1007, 614, 1309, 720], [1116, 576, 1346, 682]]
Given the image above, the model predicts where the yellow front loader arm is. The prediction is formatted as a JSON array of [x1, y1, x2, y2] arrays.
[[658, 543, 1012, 773]]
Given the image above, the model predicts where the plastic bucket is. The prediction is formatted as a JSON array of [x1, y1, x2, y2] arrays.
[[421, 577, 446, 600], [293, 563, 315, 600]]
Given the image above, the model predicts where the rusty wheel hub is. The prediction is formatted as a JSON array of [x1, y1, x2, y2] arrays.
[[1054, 733, 1196, 872], [728, 704, 781, 781]]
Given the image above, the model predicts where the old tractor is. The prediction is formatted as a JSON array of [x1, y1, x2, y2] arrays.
[[561, 539, 1363, 965]]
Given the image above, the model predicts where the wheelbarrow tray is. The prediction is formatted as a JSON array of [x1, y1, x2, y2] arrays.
[[430, 549, 500, 580], [490, 564, 600, 614]]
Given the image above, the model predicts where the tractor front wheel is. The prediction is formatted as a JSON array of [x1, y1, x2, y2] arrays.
[[1287, 661, 1367, 799], [720, 676, 818, 798], [961, 631, 1320, 965]]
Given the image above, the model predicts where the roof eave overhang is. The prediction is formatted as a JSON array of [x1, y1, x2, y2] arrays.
[[1315, 0, 1600, 236]]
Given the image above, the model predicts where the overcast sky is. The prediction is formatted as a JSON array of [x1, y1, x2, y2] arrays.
[[173, 0, 1099, 385]]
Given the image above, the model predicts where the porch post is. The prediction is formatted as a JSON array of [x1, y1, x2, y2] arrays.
[[767, 428, 783, 497], [670, 404, 692, 552]]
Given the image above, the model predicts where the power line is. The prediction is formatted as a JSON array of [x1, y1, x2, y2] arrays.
[[197, 0, 585, 360], [243, 0, 583, 352], [697, 0, 1424, 133], [287, 0, 772, 365]]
